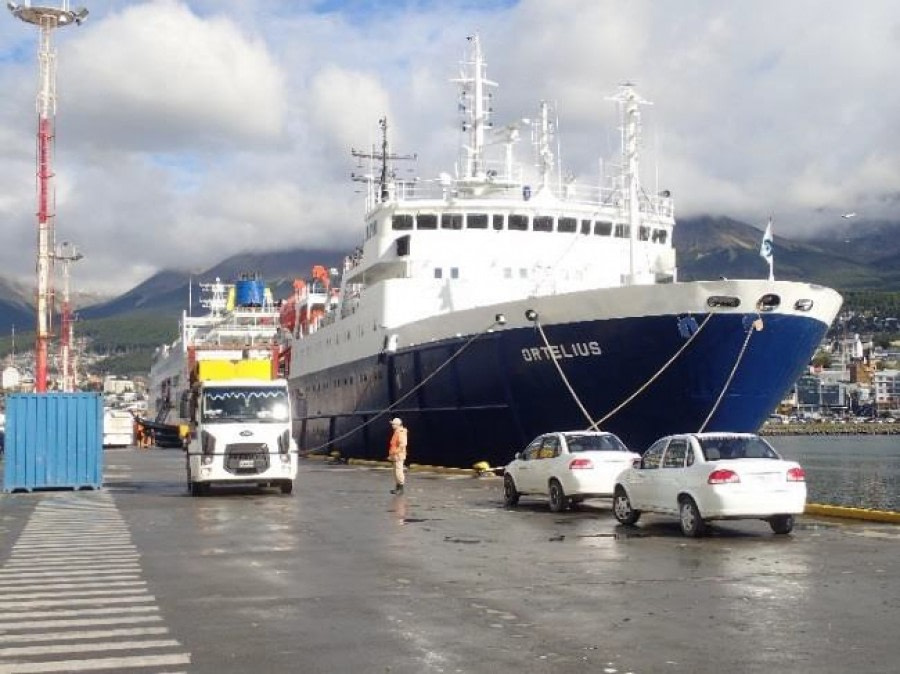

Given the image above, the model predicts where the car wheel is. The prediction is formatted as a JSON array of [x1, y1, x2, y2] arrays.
[[679, 497, 706, 537], [548, 479, 567, 512], [769, 514, 794, 535], [612, 487, 641, 525], [280, 481, 294, 495], [503, 474, 520, 507]]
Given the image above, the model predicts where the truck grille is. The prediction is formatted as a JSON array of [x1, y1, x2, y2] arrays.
[[224, 442, 270, 475]]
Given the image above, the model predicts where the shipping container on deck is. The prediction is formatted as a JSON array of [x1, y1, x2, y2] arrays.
[[2, 393, 103, 493]]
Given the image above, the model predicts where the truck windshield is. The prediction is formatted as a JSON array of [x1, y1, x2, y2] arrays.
[[202, 387, 289, 423]]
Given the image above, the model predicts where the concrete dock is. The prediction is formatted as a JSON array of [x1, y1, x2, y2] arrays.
[[1, 448, 898, 673]]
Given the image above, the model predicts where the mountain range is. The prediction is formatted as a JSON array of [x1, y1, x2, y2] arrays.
[[0, 216, 898, 365]]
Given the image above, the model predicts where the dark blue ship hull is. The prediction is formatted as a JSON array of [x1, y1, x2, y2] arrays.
[[291, 311, 827, 467]]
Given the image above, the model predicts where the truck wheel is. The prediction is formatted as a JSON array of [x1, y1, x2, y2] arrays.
[[280, 481, 293, 495]]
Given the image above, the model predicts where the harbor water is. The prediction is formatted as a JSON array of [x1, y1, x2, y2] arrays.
[[771, 434, 900, 511]]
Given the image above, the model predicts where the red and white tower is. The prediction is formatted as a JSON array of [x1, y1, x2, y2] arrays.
[[7, 1, 88, 392]]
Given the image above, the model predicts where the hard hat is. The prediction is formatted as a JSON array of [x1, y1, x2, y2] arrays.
[[390, 417, 402, 426]]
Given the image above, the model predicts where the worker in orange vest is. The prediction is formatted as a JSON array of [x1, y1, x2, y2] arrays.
[[387, 417, 408, 494]]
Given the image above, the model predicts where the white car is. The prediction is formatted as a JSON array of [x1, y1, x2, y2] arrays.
[[612, 433, 807, 537], [503, 431, 641, 512]]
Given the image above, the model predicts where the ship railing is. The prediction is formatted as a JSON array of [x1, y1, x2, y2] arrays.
[[367, 177, 674, 216]]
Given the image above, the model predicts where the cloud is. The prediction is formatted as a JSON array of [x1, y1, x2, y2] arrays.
[[64, 0, 286, 151], [2, 0, 900, 294]]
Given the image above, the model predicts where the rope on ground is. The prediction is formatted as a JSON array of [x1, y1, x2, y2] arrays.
[[697, 315, 761, 432], [305, 316, 504, 455]]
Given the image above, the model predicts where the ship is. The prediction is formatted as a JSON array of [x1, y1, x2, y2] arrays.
[[279, 35, 842, 468], [148, 273, 284, 429]]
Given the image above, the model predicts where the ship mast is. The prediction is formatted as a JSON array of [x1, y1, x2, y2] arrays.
[[454, 34, 497, 182], [610, 84, 652, 285], [351, 117, 416, 205]]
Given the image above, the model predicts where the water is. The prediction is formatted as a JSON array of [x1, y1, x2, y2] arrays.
[[770, 435, 900, 511]]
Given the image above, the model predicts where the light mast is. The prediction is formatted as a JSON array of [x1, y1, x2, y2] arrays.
[[7, 1, 88, 392], [53, 241, 82, 392]]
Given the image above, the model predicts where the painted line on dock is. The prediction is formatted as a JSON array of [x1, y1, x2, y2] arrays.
[[0, 492, 191, 673]]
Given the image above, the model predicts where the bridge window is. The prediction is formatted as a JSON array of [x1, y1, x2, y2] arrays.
[[441, 214, 463, 229], [614, 223, 630, 238], [417, 214, 438, 229], [508, 214, 528, 231], [492, 214, 504, 230], [558, 217, 577, 233], [392, 214, 413, 230], [581, 219, 591, 235], [434, 268, 443, 279], [450, 267, 459, 279], [594, 221, 612, 236], [467, 213, 488, 229], [533, 215, 553, 232], [639, 226, 651, 241], [652, 228, 668, 244]]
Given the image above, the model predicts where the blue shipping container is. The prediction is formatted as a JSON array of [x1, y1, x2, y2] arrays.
[[2, 393, 103, 493]]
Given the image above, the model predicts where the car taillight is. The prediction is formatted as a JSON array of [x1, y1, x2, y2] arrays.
[[708, 468, 740, 484], [787, 467, 806, 482], [569, 458, 593, 470]]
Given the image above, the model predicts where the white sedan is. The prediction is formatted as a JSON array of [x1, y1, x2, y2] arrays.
[[503, 431, 641, 512], [612, 433, 806, 537]]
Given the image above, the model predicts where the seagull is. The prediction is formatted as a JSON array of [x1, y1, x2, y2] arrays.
[[841, 212, 857, 219]]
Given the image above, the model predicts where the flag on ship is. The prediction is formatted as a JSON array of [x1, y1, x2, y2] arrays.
[[760, 218, 774, 281]]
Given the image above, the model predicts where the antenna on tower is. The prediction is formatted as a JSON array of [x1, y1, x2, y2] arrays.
[[351, 117, 416, 203], [7, 0, 87, 392]]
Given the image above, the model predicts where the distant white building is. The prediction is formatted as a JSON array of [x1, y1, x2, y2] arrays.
[[873, 369, 900, 411], [2, 366, 20, 391], [103, 376, 135, 395]]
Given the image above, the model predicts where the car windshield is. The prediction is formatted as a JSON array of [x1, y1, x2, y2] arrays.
[[564, 433, 628, 452], [699, 436, 779, 461], [202, 387, 289, 423]]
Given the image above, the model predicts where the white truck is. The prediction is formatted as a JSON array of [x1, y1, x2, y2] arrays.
[[185, 376, 298, 496]]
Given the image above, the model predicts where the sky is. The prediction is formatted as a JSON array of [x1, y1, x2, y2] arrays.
[[1, 0, 899, 293]]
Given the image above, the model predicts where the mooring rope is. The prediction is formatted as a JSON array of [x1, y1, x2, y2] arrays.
[[532, 312, 715, 433], [697, 315, 761, 432], [533, 318, 598, 428], [588, 312, 715, 431], [305, 316, 504, 455]]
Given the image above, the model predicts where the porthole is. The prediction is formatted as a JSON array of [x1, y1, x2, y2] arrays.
[[707, 296, 741, 308], [794, 299, 814, 312], [757, 294, 781, 312]]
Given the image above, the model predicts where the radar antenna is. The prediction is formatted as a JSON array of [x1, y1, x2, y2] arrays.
[[351, 117, 416, 203]]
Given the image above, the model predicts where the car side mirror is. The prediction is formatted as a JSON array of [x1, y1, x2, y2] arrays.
[[515, 451, 523, 461], [632, 458, 641, 468]]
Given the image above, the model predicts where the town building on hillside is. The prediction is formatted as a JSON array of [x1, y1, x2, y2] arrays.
[[873, 369, 900, 413], [2, 366, 20, 391]]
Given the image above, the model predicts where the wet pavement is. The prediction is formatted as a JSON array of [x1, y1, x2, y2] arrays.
[[1, 448, 899, 673]]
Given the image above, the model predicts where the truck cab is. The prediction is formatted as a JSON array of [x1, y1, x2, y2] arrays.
[[185, 377, 297, 496]]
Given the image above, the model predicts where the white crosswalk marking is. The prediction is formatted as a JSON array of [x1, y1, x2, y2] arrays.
[[0, 492, 191, 673]]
